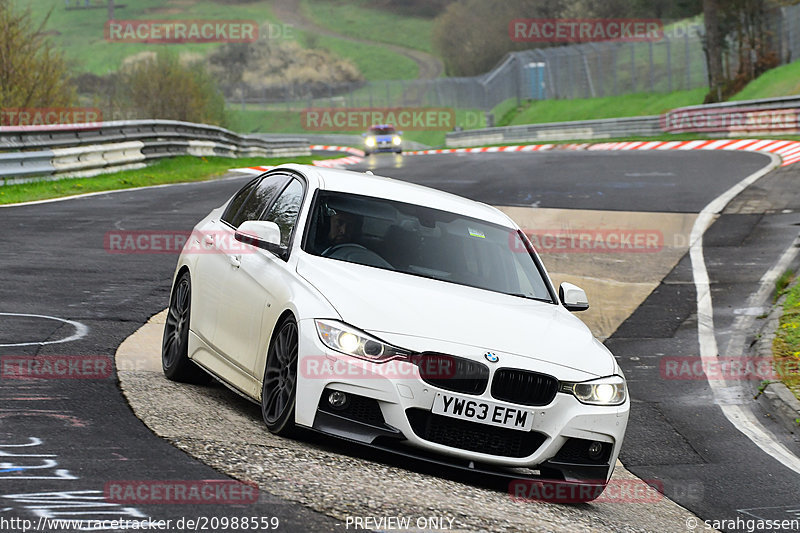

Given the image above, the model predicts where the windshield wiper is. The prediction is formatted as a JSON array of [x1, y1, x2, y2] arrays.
[[504, 293, 553, 303]]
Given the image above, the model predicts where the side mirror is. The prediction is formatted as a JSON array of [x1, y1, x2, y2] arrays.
[[559, 282, 589, 312], [397, 130, 404, 135], [235, 220, 282, 251], [361, 132, 367, 137]]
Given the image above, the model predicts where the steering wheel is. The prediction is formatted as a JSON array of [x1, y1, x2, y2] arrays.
[[322, 243, 367, 257], [321, 243, 393, 269]]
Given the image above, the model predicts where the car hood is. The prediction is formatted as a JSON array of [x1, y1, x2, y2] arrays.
[[297, 255, 614, 376]]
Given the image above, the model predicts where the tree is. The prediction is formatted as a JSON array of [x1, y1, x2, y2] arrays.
[[703, 0, 725, 102], [433, 0, 565, 77], [433, 0, 703, 78], [0, 1, 76, 110], [702, 0, 780, 102], [122, 51, 226, 126]]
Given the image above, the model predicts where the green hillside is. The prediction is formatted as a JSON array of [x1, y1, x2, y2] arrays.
[[498, 89, 707, 126], [29, 0, 277, 74], [300, 0, 435, 54], [26, 0, 422, 80], [497, 56, 800, 128], [730, 60, 800, 101]]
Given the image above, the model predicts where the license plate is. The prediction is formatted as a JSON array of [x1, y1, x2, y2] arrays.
[[431, 392, 533, 432]]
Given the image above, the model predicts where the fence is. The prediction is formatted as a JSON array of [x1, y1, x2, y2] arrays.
[[231, 4, 800, 113]]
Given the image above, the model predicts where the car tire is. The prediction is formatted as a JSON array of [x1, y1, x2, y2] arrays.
[[261, 316, 299, 436], [162, 271, 212, 384]]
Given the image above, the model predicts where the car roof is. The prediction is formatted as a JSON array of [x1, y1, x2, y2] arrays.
[[277, 164, 514, 228], [368, 124, 395, 130]]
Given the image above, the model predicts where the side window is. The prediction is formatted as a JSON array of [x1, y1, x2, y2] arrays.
[[221, 179, 258, 226], [222, 175, 287, 229], [263, 179, 304, 248]]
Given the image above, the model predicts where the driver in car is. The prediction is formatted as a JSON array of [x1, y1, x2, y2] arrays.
[[327, 211, 358, 247], [319, 210, 363, 256], [316, 207, 394, 269]]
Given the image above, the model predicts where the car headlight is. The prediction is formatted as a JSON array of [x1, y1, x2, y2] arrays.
[[315, 319, 412, 362], [391, 135, 402, 145], [559, 375, 627, 406], [365, 136, 377, 147]]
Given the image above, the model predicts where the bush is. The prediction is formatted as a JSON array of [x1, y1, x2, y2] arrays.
[[432, 0, 562, 77], [122, 51, 227, 126], [0, 1, 76, 109], [207, 23, 363, 100]]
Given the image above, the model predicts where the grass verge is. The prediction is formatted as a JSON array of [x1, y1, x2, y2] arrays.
[[0, 155, 321, 205], [228, 109, 305, 134], [499, 89, 707, 127], [772, 273, 800, 402]]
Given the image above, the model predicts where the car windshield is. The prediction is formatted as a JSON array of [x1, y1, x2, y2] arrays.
[[368, 126, 396, 135], [303, 191, 554, 302]]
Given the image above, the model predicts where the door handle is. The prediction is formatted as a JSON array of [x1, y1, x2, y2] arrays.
[[229, 254, 241, 268], [203, 234, 214, 246]]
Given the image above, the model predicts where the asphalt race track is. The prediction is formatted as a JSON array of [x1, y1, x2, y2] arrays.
[[0, 179, 343, 531], [1, 149, 799, 532]]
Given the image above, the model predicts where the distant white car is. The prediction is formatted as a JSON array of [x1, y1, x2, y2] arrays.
[[162, 164, 629, 500]]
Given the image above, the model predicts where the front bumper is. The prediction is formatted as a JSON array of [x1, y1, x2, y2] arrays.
[[295, 319, 629, 483], [365, 139, 401, 153]]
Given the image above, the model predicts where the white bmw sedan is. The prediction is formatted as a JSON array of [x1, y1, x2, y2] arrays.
[[162, 164, 629, 498]]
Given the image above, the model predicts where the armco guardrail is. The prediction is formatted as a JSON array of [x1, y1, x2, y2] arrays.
[[661, 96, 800, 135], [0, 119, 309, 183], [446, 96, 800, 148], [0, 151, 56, 179], [446, 116, 661, 148]]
